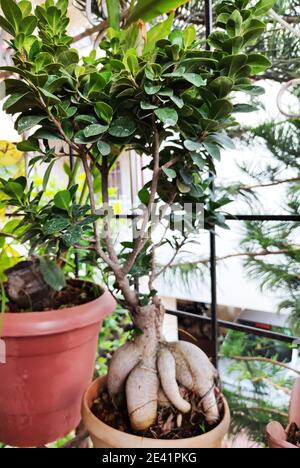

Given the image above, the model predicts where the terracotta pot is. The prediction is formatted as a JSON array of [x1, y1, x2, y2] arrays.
[[266, 378, 300, 448], [82, 376, 231, 448], [0, 283, 116, 447]]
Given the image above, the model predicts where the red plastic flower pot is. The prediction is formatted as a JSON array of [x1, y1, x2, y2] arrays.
[[0, 284, 116, 447]]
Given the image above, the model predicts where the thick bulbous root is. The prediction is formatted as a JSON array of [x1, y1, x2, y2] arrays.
[[126, 363, 159, 431], [170, 341, 220, 425], [157, 348, 191, 413], [107, 336, 220, 431], [107, 342, 141, 406]]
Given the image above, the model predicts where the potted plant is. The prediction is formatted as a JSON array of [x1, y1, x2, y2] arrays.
[[0, 0, 273, 448], [266, 378, 300, 449]]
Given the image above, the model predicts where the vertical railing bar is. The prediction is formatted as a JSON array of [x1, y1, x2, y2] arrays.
[[205, 0, 219, 368]]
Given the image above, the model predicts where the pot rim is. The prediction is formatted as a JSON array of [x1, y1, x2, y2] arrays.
[[1, 281, 116, 337], [82, 376, 231, 448]]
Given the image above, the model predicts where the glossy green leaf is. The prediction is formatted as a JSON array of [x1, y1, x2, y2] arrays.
[[16, 139, 40, 152], [233, 103, 259, 113], [207, 133, 235, 150], [183, 73, 205, 87], [162, 167, 176, 179], [0, 0, 22, 33], [16, 115, 46, 133], [108, 117, 136, 137], [144, 81, 162, 95], [253, 0, 275, 16], [20, 15, 37, 35], [183, 25, 196, 48], [43, 217, 69, 235], [203, 143, 221, 160], [138, 187, 150, 204], [94, 102, 113, 124], [208, 77, 233, 99], [144, 13, 174, 53], [54, 190, 71, 211], [210, 99, 233, 120], [155, 108, 178, 126], [97, 141, 111, 156], [43, 159, 55, 191], [127, 0, 189, 25], [184, 139, 202, 151], [247, 54, 271, 74], [106, 0, 120, 30], [83, 124, 109, 138]]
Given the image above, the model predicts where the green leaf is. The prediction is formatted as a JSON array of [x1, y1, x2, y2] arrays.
[[18, 0, 31, 16], [74, 115, 97, 125], [62, 225, 83, 247], [88, 72, 107, 96], [38, 88, 61, 105], [162, 167, 176, 179], [54, 190, 71, 211], [43, 217, 69, 235], [243, 20, 265, 46], [20, 15, 37, 35], [226, 10, 243, 37], [1, 181, 24, 200], [203, 143, 221, 160], [3, 92, 30, 111], [106, 0, 120, 30], [16, 139, 40, 152], [176, 179, 191, 193], [124, 50, 139, 75], [0, 0, 22, 33], [171, 95, 184, 109], [208, 77, 233, 99], [108, 117, 136, 137], [127, 0, 189, 25], [138, 187, 150, 204], [97, 141, 111, 156], [141, 101, 158, 110], [144, 13, 174, 53], [207, 133, 235, 150], [220, 54, 247, 78], [43, 159, 55, 191], [183, 73, 205, 87], [155, 108, 178, 126], [83, 124, 109, 138], [0, 15, 14, 34], [210, 99, 233, 120], [246, 54, 271, 74], [39, 257, 66, 291], [184, 139, 202, 151], [183, 25, 196, 48], [191, 153, 205, 169], [233, 103, 259, 113], [253, 0, 275, 16], [16, 115, 46, 133], [94, 102, 113, 124], [144, 81, 162, 95]]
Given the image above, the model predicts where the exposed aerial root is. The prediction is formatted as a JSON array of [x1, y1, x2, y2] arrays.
[[157, 387, 171, 407], [107, 342, 141, 404], [126, 363, 159, 431], [157, 347, 191, 413], [107, 303, 220, 431], [170, 341, 220, 425]]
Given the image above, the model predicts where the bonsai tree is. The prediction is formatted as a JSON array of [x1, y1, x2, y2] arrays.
[[0, 0, 273, 432]]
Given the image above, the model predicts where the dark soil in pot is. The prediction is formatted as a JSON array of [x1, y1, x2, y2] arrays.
[[287, 423, 300, 447], [5, 278, 102, 313], [91, 384, 224, 440]]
